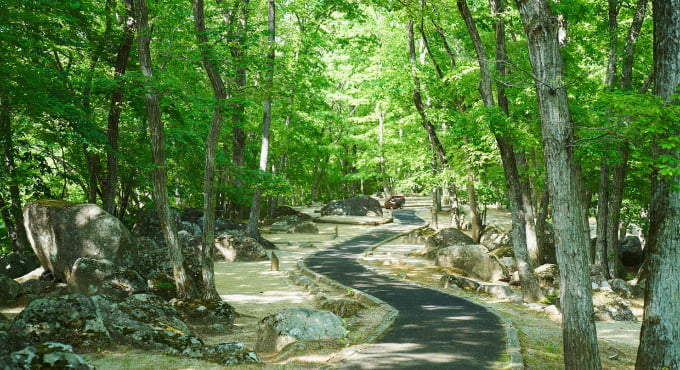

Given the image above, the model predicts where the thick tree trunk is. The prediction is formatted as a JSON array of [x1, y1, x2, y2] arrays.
[[193, 0, 228, 300], [636, 0, 680, 367], [247, 0, 275, 239], [103, 0, 135, 215], [135, 0, 195, 299], [514, 0, 601, 368]]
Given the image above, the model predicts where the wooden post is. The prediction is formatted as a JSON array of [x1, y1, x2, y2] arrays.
[[271, 251, 279, 271], [431, 207, 439, 230]]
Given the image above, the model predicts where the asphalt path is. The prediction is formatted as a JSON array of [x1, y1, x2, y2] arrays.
[[304, 209, 507, 369]]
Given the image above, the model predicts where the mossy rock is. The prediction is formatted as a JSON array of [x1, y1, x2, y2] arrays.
[[490, 246, 514, 258], [319, 298, 366, 318], [436, 266, 468, 277]]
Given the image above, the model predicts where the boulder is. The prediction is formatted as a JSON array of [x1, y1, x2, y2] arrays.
[[256, 308, 346, 352], [435, 245, 508, 282], [170, 298, 236, 326], [480, 227, 512, 251], [270, 215, 317, 233], [98, 294, 195, 339], [0, 275, 22, 305], [67, 258, 147, 299], [0, 253, 40, 279], [214, 234, 268, 262], [593, 292, 637, 321], [320, 195, 383, 217], [200, 342, 259, 365], [0, 342, 93, 369], [9, 294, 112, 350], [424, 228, 475, 257], [535, 264, 559, 288], [618, 236, 644, 267], [146, 271, 177, 300], [271, 206, 312, 221], [610, 278, 635, 298], [23, 200, 136, 282], [293, 221, 319, 234]]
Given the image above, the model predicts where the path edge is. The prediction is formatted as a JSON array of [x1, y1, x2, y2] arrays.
[[361, 227, 525, 370]]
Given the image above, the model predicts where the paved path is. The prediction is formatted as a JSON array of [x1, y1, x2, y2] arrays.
[[305, 209, 507, 369]]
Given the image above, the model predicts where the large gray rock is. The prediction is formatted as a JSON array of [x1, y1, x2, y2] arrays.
[[214, 234, 267, 262], [23, 200, 136, 282], [593, 293, 637, 321], [424, 228, 475, 257], [320, 195, 383, 217], [535, 264, 559, 288], [435, 245, 508, 282], [479, 227, 512, 251], [0, 275, 22, 305], [618, 236, 644, 267], [67, 258, 147, 299], [170, 298, 236, 326], [0, 342, 93, 369], [256, 308, 346, 352]]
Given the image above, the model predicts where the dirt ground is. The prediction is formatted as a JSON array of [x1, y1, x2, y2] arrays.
[[5, 203, 643, 369]]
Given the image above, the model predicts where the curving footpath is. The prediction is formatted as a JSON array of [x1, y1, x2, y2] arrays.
[[304, 209, 509, 369]]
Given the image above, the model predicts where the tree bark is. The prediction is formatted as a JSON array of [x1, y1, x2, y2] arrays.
[[135, 0, 195, 299], [621, 0, 648, 90], [595, 161, 610, 272], [407, 20, 448, 170], [514, 0, 601, 367], [104, 0, 135, 215], [0, 90, 30, 253], [636, 0, 680, 367], [605, 147, 628, 278], [247, 0, 275, 238], [192, 0, 228, 300]]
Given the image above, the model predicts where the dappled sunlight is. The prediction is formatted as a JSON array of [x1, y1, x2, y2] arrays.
[[339, 342, 482, 369], [220, 291, 311, 306]]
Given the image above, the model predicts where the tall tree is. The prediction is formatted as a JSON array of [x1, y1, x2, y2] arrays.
[[514, 0, 601, 368], [192, 0, 226, 300], [104, 0, 135, 215], [0, 90, 30, 253], [636, 0, 680, 367], [135, 0, 195, 299], [247, 0, 276, 238]]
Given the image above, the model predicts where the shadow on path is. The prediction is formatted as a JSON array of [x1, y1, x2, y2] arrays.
[[305, 210, 507, 369]]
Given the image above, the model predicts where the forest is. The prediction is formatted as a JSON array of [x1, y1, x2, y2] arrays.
[[1, 0, 679, 368]]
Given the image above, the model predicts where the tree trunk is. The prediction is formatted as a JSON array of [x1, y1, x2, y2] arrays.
[[247, 0, 275, 239], [192, 0, 228, 300], [636, 0, 680, 367], [621, 0, 648, 90], [604, 0, 619, 87], [605, 147, 628, 278], [103, 0, 135, 215], [514, 0, 601, 368], [222, 0, 249, 221], [407, 20, 448, 170], [516, 151, 541, 265], [595, 161, 610, 273], [0, 90, 30, 253], [135, 0, 195, 299]]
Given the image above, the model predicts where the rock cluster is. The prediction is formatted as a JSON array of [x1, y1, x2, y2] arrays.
[[320, 195, 383, 217], [1, 293, 254, 366]]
